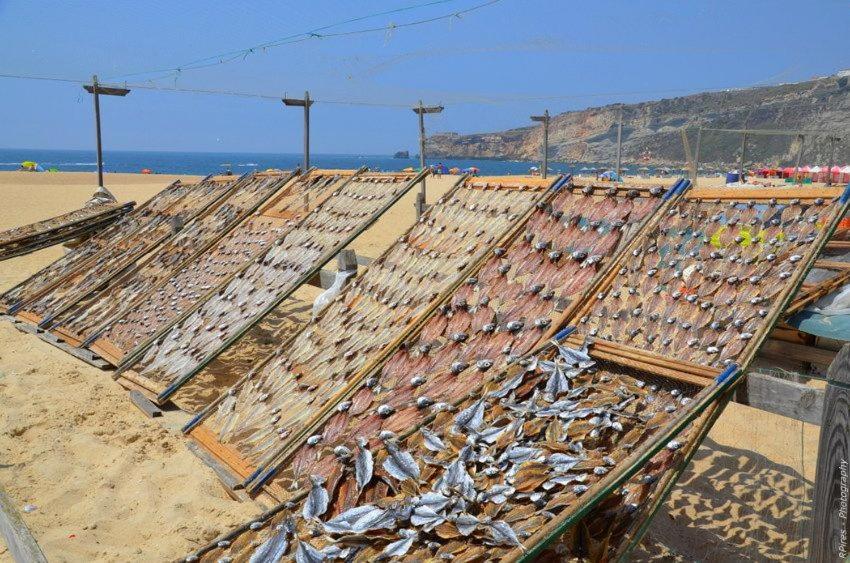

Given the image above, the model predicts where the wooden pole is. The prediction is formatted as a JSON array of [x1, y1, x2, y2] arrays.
[[739, 132, 748, 184], [795, 134, 806, 185], [303, 91, 310, 171], [530, 111, 550, 179], [694, 128, 702, 188], [92, 74, 104, 188], [418, 100, 426, 200], [542, 110, 549, 179], [828, 136, 836, 186], [615, 108, 623, 179], [0, 487, 47, 563], [810, 343, 850, 562]]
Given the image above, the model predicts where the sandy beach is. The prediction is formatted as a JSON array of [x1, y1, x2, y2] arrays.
[[0, 171, 820, 560]]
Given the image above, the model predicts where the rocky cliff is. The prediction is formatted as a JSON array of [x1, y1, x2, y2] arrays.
[[426, 74, 850, 167]]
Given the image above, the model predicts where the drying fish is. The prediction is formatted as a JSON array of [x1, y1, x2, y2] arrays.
[[382, 442, 421, 482], [302, 475, 329, 520]]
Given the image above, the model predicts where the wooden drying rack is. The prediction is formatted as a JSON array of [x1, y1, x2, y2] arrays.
[[503, 183, 850, 561], [186, 174, 565, 494]]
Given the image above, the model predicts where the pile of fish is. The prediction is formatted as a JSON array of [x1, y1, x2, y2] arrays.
[[189, 341, 692, 561], [196, 180, 547, 473], [580, 196, 836, 367], [1, 179, 192, 311], [0, 200, 134, 261], [50, 172, 293, 342], [9, 176, 237, 322], [254, 184, 667, 496], [125, 173, 418, 395]]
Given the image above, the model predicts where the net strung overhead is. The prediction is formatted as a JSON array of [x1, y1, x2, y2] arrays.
[[190, 176, 558, 480], [90, 170, 354, 365], [11, 176, 240, 326], [0, 200, 135, 261], [120, 172, 423, 398], [46, 171, 295, 346], [1, 178, 194, 311]]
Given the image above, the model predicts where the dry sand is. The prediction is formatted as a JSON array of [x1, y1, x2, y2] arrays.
[[0, 170, 822, 560]]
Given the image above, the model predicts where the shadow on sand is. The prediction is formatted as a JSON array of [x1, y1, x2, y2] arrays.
[[632, 436, 812, 561]]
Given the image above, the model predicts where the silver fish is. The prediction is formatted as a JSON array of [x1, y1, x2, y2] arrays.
[[302, 475, 329, 520], [383, 443, 420, 482]]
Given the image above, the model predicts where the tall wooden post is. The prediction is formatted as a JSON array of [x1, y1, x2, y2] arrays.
[[810, 343, 850, 562], [83, 77, 129, 189], [282, 91, 314, 171], [739, 132, 748, 184], [91, 75, 104, 188], [530, 110, 550, 179], [412, 101, 443, 202], [795, 134, 806, 185], [828, 136, 837, 186], [303, 91, 311, 170], [615, 109, 623, 179], [693, 128, 702, 188]]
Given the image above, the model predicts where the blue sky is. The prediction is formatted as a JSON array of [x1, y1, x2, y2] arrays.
[[0, 0, 847, 154]]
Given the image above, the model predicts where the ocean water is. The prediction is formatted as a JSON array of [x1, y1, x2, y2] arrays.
[[0, 148, 674, 177]]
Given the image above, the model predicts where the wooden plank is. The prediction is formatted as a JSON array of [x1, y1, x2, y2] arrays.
[[816, 259, 850, 271], [810, 343, 850, 561], [689, 186, 845, 201], [0, 487, 48, 563], [759, 339, 836, 368], [128, 390, 162, 418], [739, 372, 824, 424], [189, 425, 257, 481], [826, 240, 850, 250]]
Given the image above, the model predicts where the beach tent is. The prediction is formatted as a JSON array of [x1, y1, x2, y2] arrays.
[[20, 161, 39, 171], [830, 165, 842, 182], [842, 165, 850, 183], [599, 170, 623, 181], [461, 166, 479, 176]]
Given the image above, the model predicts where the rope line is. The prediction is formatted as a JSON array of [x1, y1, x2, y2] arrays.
[[102, 0, 501, 82]]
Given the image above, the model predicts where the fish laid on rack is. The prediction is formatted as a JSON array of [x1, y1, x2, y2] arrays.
[[172, 294, 317, 413], [577, 192, 842, 367], [46, 171, 295, 346], [120, 172, 421, 396], [184, 342, 698, 562], [191, 176, 557, 480], [248, 182, 670, 495], [184, 183, 850, 561], [88, 170, 353, 365], [12, 176, 240, 326], [0, 200, 135, 261], [0, 179, 192, 311]]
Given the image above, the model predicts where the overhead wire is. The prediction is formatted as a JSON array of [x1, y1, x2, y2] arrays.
[[0, 70, 797, 112], [102, 0, 501, 82]]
